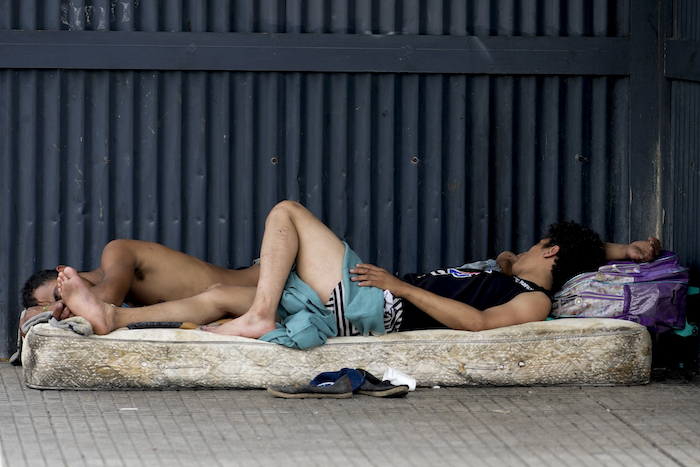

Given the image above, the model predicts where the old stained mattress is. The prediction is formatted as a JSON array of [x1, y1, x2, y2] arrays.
[[22, 318, 651, 390]]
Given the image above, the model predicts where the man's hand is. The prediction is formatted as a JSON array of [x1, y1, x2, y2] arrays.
[[605, 237, 662, 262], [626, 237, 661, 262], [19, 302, 70, 337], [349, 263, 408, 296], [51, 301, 74, 321], [495, 251, 518, 275]]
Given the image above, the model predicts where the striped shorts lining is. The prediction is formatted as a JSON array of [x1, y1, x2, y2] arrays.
[[325, 281, 404, 336]]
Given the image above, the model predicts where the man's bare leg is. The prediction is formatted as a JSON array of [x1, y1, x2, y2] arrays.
[[204, 201, 346, 338], [58, 266, 257, 335]]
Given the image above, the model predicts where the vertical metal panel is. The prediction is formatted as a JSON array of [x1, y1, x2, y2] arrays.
[[231, 71, 256, 265], [17, 70, 38, 281], [542, 0, 562, 36], [85, 71, 110, 261], [514, 76, 538, 252], [445, 75, 467, 264], [493, 76, 514, 251], [397, 73, 418, 273], [0, 68, 16, 360], [589, 77, 611, 238], [64, 71, 87, 263], [563, 77, 584, 222], [0, 69, 10, 357], [41, 71, 64, 267], [422, 75, 444, 269], [666, 0, 700, 281], [468, 75, 491, 260], [350, 73, 372, 262], [160, 71, 184, 249], [207, 72, 232, 266], [111, 71, 135, 241], [327, 73, 349, 238], [539, 76, 562, 228], [135, 71, 159, 243], [668, 0, 700, 281], [374, 0, 397, 271], [611, 74, 631, 238], [675, 0, 700, 41], [670, 80, 700, 281], [0, 0, 658, 358], [629, 0, 664, 238], [303, 73, 324, 213], [373, 74, 396, 270], [183, 71, 208, 258], [283, 73, 302, 201]]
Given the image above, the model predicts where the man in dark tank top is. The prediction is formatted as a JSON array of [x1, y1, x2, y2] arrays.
[[55, 201, 661, 346]]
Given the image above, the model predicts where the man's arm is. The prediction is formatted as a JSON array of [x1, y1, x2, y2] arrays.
[[87, 240, 139, 306], [494, 237, 660, 278], [19, 303, 64, 336], [604, 237, 661, 262], [397, 282, 551, 331], [350, 264, 552, 332]]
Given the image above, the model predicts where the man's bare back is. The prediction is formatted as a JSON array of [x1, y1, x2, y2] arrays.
[[90, 240, 259, 306]]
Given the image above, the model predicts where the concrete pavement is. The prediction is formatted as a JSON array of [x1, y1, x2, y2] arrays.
[[1, 362, 700, 466]]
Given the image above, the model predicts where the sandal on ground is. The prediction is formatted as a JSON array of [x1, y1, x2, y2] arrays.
[[267, 368, 409, 399], [309, 368, 365, 390], [355, 369, 409, 398], [267, 374, 354, 398], [267, 370, 362, 399]]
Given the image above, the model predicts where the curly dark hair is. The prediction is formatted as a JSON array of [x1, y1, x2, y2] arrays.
[[20, 269, 58, 308], [544, 221, 606, 293]]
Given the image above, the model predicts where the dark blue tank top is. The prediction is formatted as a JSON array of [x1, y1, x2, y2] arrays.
[[398, 267, 550, 331]]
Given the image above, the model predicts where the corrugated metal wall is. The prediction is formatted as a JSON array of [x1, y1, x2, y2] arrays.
[[0, 0, 664, 357], [668, 0, 700, 282]]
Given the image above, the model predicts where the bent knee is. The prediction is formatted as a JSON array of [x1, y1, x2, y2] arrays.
[[270, 200, 304, 215], [267, 200, 308, 224]]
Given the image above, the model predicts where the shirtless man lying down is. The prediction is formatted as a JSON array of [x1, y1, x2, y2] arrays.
[[19, 239, 260, 333]]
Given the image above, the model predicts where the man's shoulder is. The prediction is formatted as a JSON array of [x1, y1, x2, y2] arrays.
[[504, 288, 552, 310], [512, 275, 551, 296]]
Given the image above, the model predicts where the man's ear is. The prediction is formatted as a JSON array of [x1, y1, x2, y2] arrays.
[[543, 245, 559, 258], [56, 265, 67, 273]]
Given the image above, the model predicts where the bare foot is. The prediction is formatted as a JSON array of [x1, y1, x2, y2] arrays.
[[57, 266, 116, 335], [202, 311, 277, 338]]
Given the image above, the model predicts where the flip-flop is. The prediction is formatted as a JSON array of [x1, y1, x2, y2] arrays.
[[267, 373, 355, 399], [267, 368, 410, 399], [309, 368, 365, 389], [355, 369, 409, 398]]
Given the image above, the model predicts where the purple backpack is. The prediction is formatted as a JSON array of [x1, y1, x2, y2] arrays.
[[550, 251, 689, 332]]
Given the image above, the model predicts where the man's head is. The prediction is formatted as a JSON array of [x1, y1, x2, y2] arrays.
[[20, 269, 59, 308], [543, 221, 606, 292]]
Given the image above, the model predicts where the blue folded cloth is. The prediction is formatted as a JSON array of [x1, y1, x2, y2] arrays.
[[260, 242, 385, 349]]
